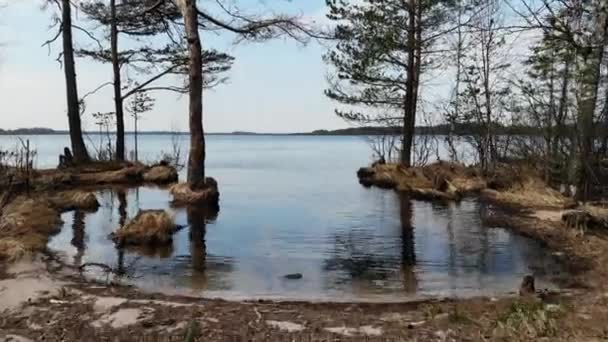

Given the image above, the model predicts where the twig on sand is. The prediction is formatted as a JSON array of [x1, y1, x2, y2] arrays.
[[254, 307, 263, 323]]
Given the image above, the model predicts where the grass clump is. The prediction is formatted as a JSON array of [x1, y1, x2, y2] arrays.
[[0, 197, 63, 261], [77, 165, 145, 185], [112, 210, 176, 246], [49, 191, 100, 212], [142, 165, 178, 184], [483, 177, 566, 209], [170, 178, 219, 205], [0, 238, 28, 262]]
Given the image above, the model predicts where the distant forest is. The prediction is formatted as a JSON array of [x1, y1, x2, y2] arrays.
[[0, 124, 593, 136]]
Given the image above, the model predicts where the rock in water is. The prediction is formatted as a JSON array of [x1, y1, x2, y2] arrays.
[[284, 273, 303, 280], [519, 275, 535, 296]]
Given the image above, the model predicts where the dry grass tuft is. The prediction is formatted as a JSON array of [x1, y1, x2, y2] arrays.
[[49, 191, 100, 212], [0, 238, 28, 262], [0, 197, 63, 258], [483, 177, 566, 209], [77, 165, 145, 185], [112, 210, 176, 246], [359, 161, 568, 207], [143, 165, 178, 184], [170, 178, 219, 205], [360, 161, 483, 201]]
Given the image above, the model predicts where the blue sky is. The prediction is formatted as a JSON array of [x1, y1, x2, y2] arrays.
[[0, 0, 345, 133], [0, 1, 538, 133]]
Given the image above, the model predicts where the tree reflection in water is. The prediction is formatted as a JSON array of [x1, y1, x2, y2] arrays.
[[323, 193, 418, 294], [186, 205, 222, 291], [399, 194, 417, 292], [70, 210, 86, 267]]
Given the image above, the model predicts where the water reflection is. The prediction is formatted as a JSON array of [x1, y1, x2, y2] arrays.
[[116, 189, 127, 277], [399, 194, 417, 293], [70, 210, 86, 266], [49, 186, 565, 301]]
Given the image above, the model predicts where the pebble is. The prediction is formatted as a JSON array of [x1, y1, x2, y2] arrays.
[[284, 273, 303, 280]]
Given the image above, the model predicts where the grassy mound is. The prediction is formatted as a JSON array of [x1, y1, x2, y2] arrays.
[[357, 161, 567, 207], [170, 178, 219, 205], [358, 162, 485, 201], [49, 191, 100, 212], [482, 176, 566, 209], [0, 238, 28, 262], [0, 197, 63, 261], [77, 165, 146, 185], [143, 165, 178, 184], [112, 210, 176, 246]]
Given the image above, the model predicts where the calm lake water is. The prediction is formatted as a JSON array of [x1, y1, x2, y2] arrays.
[[1, 134, 564, 300]]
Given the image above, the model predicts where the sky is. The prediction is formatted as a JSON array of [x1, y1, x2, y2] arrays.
[[0, 0, 346, 133], [0, 1, 538, 133]]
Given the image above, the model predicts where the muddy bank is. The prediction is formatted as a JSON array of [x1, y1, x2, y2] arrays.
[[0, 256, 606, 341]]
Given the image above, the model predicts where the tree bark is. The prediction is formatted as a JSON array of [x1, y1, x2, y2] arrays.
[[61, 0, 90, 163], [401, 0, 417, 167], [134, 114, 139, 162], [179, 0, 206, 186], [576, 16, 608, 201], [111, 0, 125, 161]]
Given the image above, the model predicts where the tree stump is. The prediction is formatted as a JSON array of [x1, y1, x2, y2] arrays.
[[519, 275, 535, 296], [58, 147, 74, 169]]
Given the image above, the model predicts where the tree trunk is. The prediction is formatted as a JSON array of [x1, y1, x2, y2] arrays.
[[576, 17, 608, 201], [401, 0, 417, 167], [134, 115, 138, 162], [111, 0, 125, 161], [61, 0, 89, 163], [179, 0, 206, 186]]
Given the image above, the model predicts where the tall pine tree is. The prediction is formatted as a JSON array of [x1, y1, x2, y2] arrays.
[[324, 0, 459, 166]]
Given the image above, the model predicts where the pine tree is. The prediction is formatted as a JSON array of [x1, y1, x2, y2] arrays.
[[324, 0, 461, 167], [79, 0, 233, 162]]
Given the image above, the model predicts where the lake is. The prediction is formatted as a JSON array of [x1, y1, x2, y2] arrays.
[[1, 134, 564, 301]]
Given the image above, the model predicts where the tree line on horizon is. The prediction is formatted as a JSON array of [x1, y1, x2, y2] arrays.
[[3, 0, 608, 199]]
